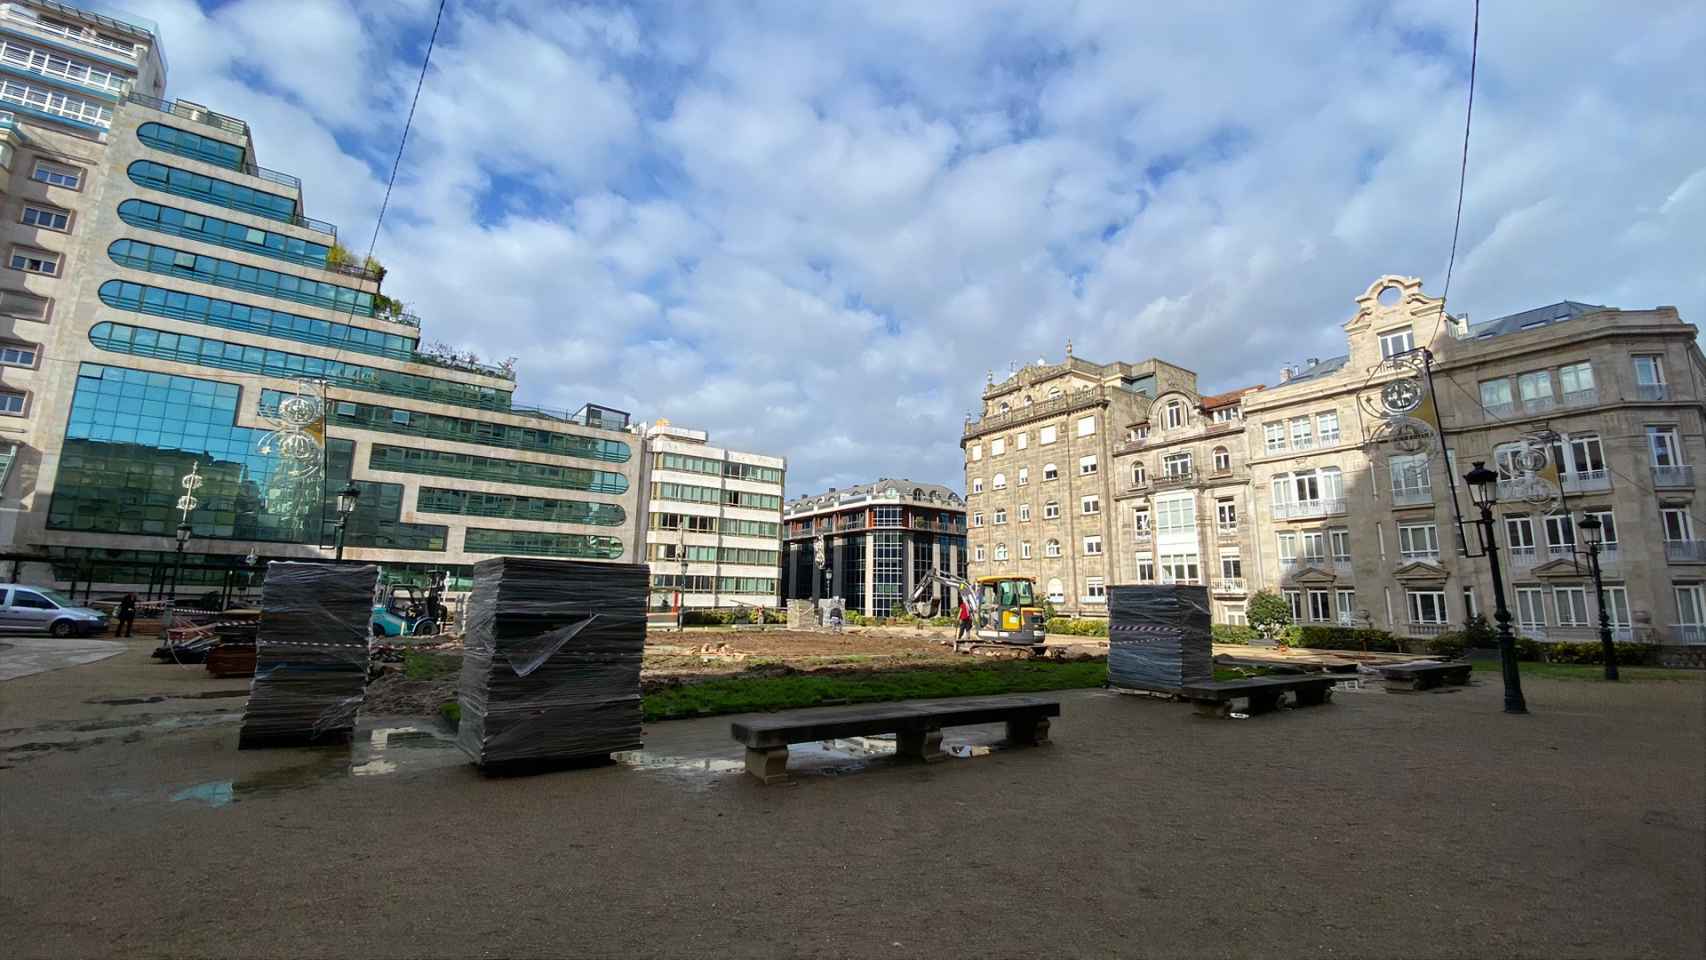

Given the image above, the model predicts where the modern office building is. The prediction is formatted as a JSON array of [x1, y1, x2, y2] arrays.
[[639, 421, 785, 610], [968, 275, 1706, 650], [782, 480, 967, 618], [0, 0, 645, 593]]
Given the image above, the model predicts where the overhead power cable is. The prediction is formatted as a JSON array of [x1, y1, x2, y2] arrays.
[[1432, 0, 1480, 344]]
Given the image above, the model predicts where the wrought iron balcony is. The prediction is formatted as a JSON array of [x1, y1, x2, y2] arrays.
[[1216, 522, 1239, 539], [1273, 498, 1347, 520], [1652, 464, 1695, 488], [1635, 383, 1669, 401], [1390, 487, 1433, 507], [1562, 387, 1599, 408], [1509, 545, 1538, 567], [1561, 469, 1611, 493], [1672, 625, 1705, 645], [1212, 578, 1246, 595], [1665, 540, 1706, 563]]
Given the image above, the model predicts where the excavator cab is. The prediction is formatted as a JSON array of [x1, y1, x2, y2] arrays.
[[974, 575, 1046, 645]]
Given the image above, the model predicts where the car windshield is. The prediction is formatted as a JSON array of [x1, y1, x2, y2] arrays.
[[32, 589, 73, 608]]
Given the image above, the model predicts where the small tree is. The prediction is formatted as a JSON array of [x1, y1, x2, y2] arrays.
[[1246, 589, 1293, 644], [1462, 613, 1496, 648], [325, 243, 352, 270]]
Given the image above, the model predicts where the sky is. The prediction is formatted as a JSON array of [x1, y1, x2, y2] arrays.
[[136, 0, 1706, 497]]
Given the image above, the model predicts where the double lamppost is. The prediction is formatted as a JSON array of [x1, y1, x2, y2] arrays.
[[1462, 461, 1529, 715]]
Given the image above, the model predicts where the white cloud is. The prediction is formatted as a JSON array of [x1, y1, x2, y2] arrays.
[[136, 0, 1705, 494]]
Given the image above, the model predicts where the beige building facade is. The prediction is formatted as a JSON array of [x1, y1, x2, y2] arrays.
[[966, 275, 1706, 648]]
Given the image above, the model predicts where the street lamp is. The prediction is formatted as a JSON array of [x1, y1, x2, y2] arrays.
[[1464, 461, 1528, 714], [171, 521, 192, 601], [1577, 514, 1619, 681], [334, 481, 361, 560]]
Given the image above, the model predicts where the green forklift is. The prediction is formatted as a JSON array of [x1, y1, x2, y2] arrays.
[[370, 570, 448, 638]]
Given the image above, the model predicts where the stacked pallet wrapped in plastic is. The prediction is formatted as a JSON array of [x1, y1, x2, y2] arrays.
[[456, 557, 647, 768], [238, 562, 379, 749], [1106, 584, 1213, 693]]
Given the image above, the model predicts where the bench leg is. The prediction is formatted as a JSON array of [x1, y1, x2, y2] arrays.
[[744, 746, 789, 784], [1005, 716, 1050, 746], [1193, 700, 1231, 718], [1446, 669, 1472, 686], [896, 727, 946, 763], [1245, 690, 1282, 714], [1384, 677, 1422, 693], [1294, 685, 1332, 707]]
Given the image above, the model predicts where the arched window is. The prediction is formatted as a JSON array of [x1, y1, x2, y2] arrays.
[[1046, 578, 1066, 603], [1132, 462, 1147, 486], [1045, 539, 1062, 558], [1165, 400, 1185, 429], [1017, 467, 1029, 485], [994, 543, 1009, 561], [1213, 447, 1230, 472], [992, 472, 1007, 490], [999, 401, 1010, 413], [1043, 463, 1059, 481]]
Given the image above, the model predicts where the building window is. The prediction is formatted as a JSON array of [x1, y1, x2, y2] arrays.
[[1480, 378, 1513, 411], [1137, 558, 1155, 581], [1543, 514, 1575, 554], [1336, 589, 1356, 624], [1212, 447, 1230, 472], [0, 343, 38, 367], [1632, 354, 1666, 388], [1133, 507, 1151, 532], [1308, 589, 1332, 622], [1016, 432, 1027, 450], [1131, 462, 1147, 486], [20, 205, 70, 231], [1043, 463, 1059, 481], [1398, 523, 1440, 562], [993, 508, 1007, 525], [1215, 499, 1236, 529], [0, 389, 24, 415], [1379, 326, 1416, 358], [1505, 515, 1536, 557], [1160, 553, 1199, 583], [1647, 426, 1682, 466], [1086, 577, 1106, 601], [1559, 361, 1594, 399], [1017, 467, 1029, 486], [1289, 416, 1313, 450], [1134, 424, 1150, 440], [30, 160, 82, 189], [974, 545, 986, 562], [1163, 453, 1191, 477], [1283, 589, 1303, 620], [1020, 541, 1032, 559], [972, 512, 984, 527], [1039, 425, 1058, 444], [1165, 401, 1184, 429], [1078, 415, 1096, 437], [1213, 406, 1240, 422], [1220, 554, 1242, 579], [1079, 455, 1098, 475], [990, 437, 1005, 456], [1390, 453, 1431, 497], [1045, 539, 1061, 558], [1661, 508, 1692, 542], [1554, 587, 1589, 627], [1080, 495, 1100, 515], [1564, 434, 1605, 476], [970, 444, 982, 461], [1603, 586, 1629, 628], [992, 473, 1006, 490], [1516, 588, 1546, 629], [994, 543, 1009, 561], [1264, 421, 1285, 453], [972, 478, 984, 494], [1223, 603, 1247, 625], [1675, 586, 1705, 629], [1018, 503, 1031, 522], [1407, 590, 1448, 625], [1329, 528, 1351, 560], [1463, 587, 1478, 620], [1276, 531, 1297, 564], [8, 248, 58, 275], [0, 289, 50, 321], [1155, 495, 1195, 534], [1518, 370, 1554, 407], [1083, 536, 1103, 556], [1316, 411, 1340, 446], [1043, 501, 1060, 520], [1046, 578, 1066, 603]]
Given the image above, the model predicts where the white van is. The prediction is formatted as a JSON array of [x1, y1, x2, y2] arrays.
[[0, 587, 111, 637]]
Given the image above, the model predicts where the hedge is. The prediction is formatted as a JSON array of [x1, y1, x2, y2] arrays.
[[1046, 617, 1109, 637], [1212, 624, 1257, 645], [1293, 625, 1402, 652]]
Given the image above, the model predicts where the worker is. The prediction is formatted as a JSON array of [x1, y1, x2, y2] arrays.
[[116, 593, 137, 638], [957, 596, 973, 641]]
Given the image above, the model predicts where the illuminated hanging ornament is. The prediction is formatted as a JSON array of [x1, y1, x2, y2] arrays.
[[256, 381, 326, 480]]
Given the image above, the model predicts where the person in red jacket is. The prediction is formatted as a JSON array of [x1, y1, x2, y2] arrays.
[[956, 596, 973, 641]]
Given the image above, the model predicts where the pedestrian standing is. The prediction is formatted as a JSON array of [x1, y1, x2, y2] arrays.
[[957, 596, 973, 641], [116, 592, 137, 638]]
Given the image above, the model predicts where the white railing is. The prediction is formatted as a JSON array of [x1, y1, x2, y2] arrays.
[[1318, 431, 1341, 448], [1523, 395, 1557, 415], [1390, 487, 1432, 507], [1217, 522, 1239, 537], [1402, 622, 1450, 637], [1636, 383, 1669, 401], [1291, 437, 1314, 451], [1332, 559, 1353, 576], [1598, 546, 1620, 566], [1562, 470, 1611, 492], [1652, 464, 1694, 488], [1273, 498, 1347, 519], [2, 9, 141, 60], [1133, 530, 1152, 544], [1484, 401, 1516, 420], [1509, 546, 1538, 566], [1665, 540, 1706, 563], [1672, 625, 1705, 645], [1398, 551, 1440, 565], [1548, 544, 1576, 559], [1562, 387, 1599, 408], [1213, 578, 1246, 594]]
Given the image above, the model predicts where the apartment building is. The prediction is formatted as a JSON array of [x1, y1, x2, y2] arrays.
[[781, 480, 967, 618], [0, 0, 646, 593], [961, 350, 1196, 615], [1110, 384, 1263, 626], [640, 421, 785, 611]]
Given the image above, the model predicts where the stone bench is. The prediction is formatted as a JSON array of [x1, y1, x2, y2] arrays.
[[1379, 660, 1473, 692], [1179, 675, 1338, 718], [729, 695, 1061, 784]]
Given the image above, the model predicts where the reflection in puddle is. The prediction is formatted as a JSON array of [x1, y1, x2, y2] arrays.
[[169, 724, 460, 807], [614, 752, 746, 777], [946, 744, 992, 758]]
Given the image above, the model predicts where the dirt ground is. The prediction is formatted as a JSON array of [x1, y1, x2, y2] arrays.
[[2, 638, 1702, 959]]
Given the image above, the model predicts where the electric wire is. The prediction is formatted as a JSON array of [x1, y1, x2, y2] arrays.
[[1431, 0, 1480, 345]]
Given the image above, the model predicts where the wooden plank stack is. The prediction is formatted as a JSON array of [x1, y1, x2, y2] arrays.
[[456, 557, 647, 768], [1107, 584, 1213, 693], [238, 562, 378, 748]]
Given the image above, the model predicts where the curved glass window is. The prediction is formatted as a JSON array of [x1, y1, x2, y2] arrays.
[[283, 391, 630, 462], [108, 238, 374, 315], [368, 444, 628, 495], [416, 487, 627, 526], [136, 122, 245, 171], [100, 281, 413, 359], [128, 159, 298, 224], [117, 200, 331, 269], [463, 528, 624, 560], [88, 322, 511, 412]]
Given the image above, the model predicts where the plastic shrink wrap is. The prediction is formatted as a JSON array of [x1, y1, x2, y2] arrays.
[[239, 562, 379, 748]]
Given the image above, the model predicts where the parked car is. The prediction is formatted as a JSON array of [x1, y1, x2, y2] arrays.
[[0, 586, 111, 637]]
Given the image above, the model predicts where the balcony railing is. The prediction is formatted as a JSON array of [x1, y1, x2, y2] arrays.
[[1561, 469, 1611, 493], [1652, 464, 1695, 488], [1153, 469, 1195, 488], [1390, 486, 1432, 507], [1216, 522, 1239, 538], [1562, 387, 1599, 408], [1523, 395, 1557, 415], [1665, 540, 1706, 563], [1635, 383, 1669, 401], [966, 385, 1107, 437], [5, 8, 144, 61], [1398, 551, 1440, 565], [1547, 544, 1576, 560], [1483, 400, 1517, 420], [1509, 545, 1538, 567], [409, 351, 516, 381], [1673, 625, 1706, 645], [1273, 498, 1347, 520], [1132, 530, 1152, 544], [1213, 578, 1246, 595], [125, 93, 247, 137], [1401, 622, 1451, 638]]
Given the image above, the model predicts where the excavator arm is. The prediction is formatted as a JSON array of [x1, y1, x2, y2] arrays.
[[908, 569, 974, 618]]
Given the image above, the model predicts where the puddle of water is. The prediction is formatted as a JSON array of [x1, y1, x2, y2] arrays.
[[614, 751, 746, 778], [946, 744, 992, 758], [167, 724, 461, 807], [171, 781, 234, 807]]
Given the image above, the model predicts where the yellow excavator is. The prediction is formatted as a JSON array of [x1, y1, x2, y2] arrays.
[[909, 570, 1047, 653]]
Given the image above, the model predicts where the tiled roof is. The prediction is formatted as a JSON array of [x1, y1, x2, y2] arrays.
[[1466, 301, 1606, 340], [1200, 385, 1264, 409], [1277, 354, 1350, 387]]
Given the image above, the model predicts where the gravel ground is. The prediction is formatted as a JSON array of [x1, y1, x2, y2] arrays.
[[2, 644, 1701, 959]]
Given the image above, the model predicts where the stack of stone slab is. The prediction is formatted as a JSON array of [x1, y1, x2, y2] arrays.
[[456, 557, 647, 768], [1107, 584, 1213, 693], [238, 561, 378, 749]]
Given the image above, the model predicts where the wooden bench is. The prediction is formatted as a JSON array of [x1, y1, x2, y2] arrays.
[[1179, 675, 1338, 718], [729, 695, 1061, 784], [1379, 660, 1473, 692]]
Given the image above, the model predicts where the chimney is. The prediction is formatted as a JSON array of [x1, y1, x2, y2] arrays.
[[1306, 357, 1319, 368], [1280, 365, 1294, 382]]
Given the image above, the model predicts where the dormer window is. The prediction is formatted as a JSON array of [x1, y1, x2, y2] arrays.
[[1379, 327, 1416, 359], [1164, 401, 1184, 429]]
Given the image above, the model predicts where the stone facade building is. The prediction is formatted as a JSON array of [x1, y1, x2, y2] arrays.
[[781, 480, 966, 618], [966, 275, 1706, 648]]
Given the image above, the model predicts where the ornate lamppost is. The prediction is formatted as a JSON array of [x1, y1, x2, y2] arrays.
[[333, 482, 361, 560], [1577, 514, 1619, 681], [1463, 461, 1528, 714]]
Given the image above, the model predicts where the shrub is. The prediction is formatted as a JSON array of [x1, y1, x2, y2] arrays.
[[1045, 617, 1108, 637], [1426, 631, 1467, 660], [1537, 640, 1657, 666], [1462, 614, 1497, 648], [928, 616, 955, 627], [1290, 625, 1400, 652], [843, 611, 869, 627], [1246, 590, 1292, 643], [1515, 637, 1544, 661], [1212, 624, 1257, 645]]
